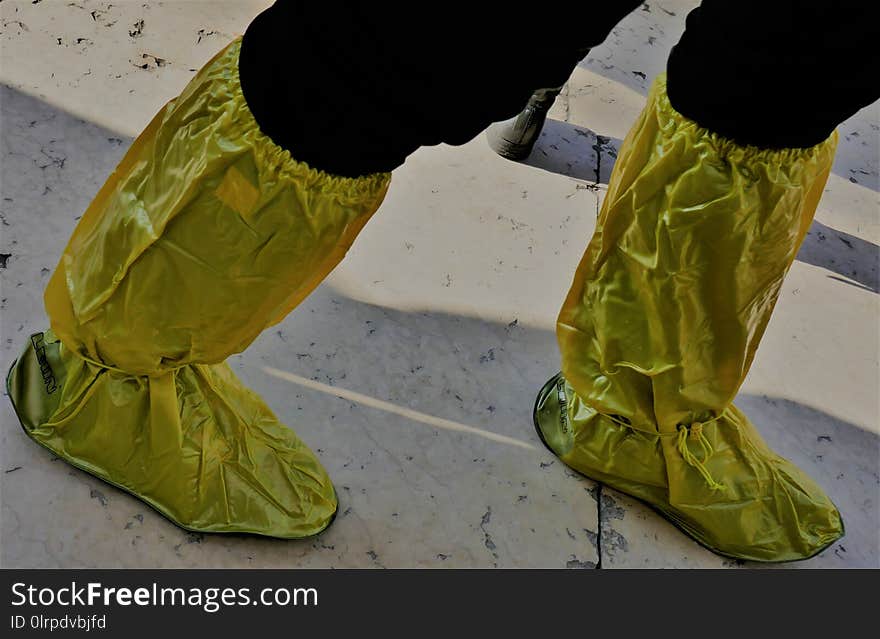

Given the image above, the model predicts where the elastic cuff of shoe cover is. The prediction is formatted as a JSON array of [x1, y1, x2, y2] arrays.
[[10, 39, 392, 539], [545, 75, 843, 562]]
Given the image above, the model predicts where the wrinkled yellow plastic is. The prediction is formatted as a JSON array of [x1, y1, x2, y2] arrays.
[[7, 39, 390, 538], [547, 74, 843, 561]]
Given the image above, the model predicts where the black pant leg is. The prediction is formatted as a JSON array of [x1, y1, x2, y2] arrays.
[[238, 1, 643, 176], [667, 0, 880, 149]]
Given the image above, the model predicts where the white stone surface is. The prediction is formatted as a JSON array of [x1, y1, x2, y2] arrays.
[[1, 0, 877, 568]]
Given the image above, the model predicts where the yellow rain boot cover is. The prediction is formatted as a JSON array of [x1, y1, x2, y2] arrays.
[[535, 74, 843, 562], [6, 39, 390, 538]]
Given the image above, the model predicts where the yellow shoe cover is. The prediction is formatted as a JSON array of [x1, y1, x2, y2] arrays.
[[8, 331, 337, 537], [6, 39, 390, 538], [535, 75, 843, 562]]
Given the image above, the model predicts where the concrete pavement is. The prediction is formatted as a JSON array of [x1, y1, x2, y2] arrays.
[[1, 0, 877, 568]]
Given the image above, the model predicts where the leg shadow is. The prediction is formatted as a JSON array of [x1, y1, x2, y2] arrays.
[[798, 220, 879, 294], [518, 118, 622, 185]]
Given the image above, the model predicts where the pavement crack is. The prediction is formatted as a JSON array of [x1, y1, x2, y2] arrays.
[[596, 484, 603, 569], [479, 506, 499, 561]]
